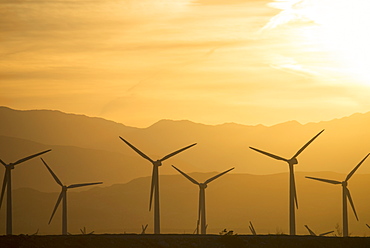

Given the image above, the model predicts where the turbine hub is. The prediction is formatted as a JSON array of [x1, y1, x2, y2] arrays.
[[199, 183, 207, 189], [342, 181, 348, 187], [154, 160, 162, 167], [8, 163, 15, 170], [289, 157, 298, 165]]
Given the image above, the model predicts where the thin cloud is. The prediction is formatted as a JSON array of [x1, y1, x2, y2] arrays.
[[193, 0, 268, 5], [269, 55, 319, 78]]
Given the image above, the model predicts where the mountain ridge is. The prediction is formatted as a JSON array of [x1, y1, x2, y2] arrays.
[[1, 106, 370, 183], [4, 105, 370, 129]]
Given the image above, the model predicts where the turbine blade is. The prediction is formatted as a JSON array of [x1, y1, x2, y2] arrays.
[[172, 165, 199, 185], [366, 224, 370, 229], [292, 129, 324, 158], [304, 225, 316, 236], [305, 176, 341, 185], [12, 149, 52, 166], [49, 190, 63, 224], [193, 225, 197, 235], [67, 182, 103, 189], [0, 170, 8, 209], [149, 166, 157, 211], [249, 147, 288, 162], [345, 153, 370, 182], [291, 168, 298, 209], [159, 143, 197, 162], [249, 221, 256, 235], [41, 158, 63, 187], [119, 137, 153, 162], [0, 159, 6, 166], [141, 224, 148, 234], [319, 231, 334, 236], [204, 167, 234, 185], [346, 188, 358, 221]]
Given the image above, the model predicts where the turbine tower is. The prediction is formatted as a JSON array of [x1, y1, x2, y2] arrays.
[[0, 149, 51, 235], [249, 129, 324, 235], [119, 137, 196, 234], [41, 158, 102, 235], [306, 153, 369, 237], [172, 165, 234, 234]]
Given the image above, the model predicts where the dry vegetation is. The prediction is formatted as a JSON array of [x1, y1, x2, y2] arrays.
[[1, 234, 370, 248]]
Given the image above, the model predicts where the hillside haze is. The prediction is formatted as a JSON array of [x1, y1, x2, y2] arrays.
[[1, 172, 370, 236], [1, 106, 370, 189], [1, 106, 370, 236]]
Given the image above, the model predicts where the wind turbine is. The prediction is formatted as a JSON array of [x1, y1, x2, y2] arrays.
[[306, 153, 369, 237], [304, 225, 334, 236], [172, 165, 234, 234], [249, 221, 257, 235], [249, 129, 324, 235], [41, 158, 102, 235], [141, 224, 148, 234], [80, 226, 94, 235], [119, 137, 196, 234], [0, 149, 51, 235]]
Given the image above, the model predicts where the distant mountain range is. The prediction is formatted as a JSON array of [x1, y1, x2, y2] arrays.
[[1, 106, 370, 236], [1, 171, 370, 236], [1, 106, 370, 190]]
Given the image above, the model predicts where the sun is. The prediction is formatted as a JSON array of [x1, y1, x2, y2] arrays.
[[265, 0, 370, 86], [301, 0, 370, 85]]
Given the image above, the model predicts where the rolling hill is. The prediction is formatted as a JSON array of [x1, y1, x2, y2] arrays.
[[1, 171, 370, 236], [1, 106, 370, 186]]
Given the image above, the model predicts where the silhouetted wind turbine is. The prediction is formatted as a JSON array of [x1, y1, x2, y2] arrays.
[[119, 137, 196, 234], [141, 224, 148, 234], [80, 226, 94, 235], [172, 165, 234, 234], [249, 221, 257, 235], [249, 129, 324, 235], [41, 158, 102, 235], [304, 225, 334, 236], [0, 149, 51, 235], [306, 153, 369, 237]]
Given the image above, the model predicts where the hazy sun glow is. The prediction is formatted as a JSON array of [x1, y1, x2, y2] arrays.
[[267, 0, 370, 85], [2, 0, 370, 127]]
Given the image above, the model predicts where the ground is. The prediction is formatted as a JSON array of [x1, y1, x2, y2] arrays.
[[1, 234, 370, 248]]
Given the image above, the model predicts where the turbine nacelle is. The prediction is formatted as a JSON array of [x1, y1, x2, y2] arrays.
[[288, 157, 298, 165], [199, 183, 207, 189], [0, 162, 14, 169], [7, 164, 15, 170], [153, 160, 162, 167], [342, 181, 348, 187]]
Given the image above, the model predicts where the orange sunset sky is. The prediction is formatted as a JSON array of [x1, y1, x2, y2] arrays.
[[1, 0, 370, 127]]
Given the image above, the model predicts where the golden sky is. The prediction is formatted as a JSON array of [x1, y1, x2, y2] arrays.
[[1, 0, 370, 127]]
